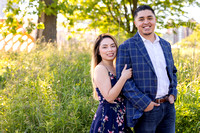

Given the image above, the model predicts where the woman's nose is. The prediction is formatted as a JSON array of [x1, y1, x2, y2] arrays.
[[108, 46, 112, 51]]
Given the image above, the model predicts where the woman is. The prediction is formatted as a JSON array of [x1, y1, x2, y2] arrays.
[[90, 33, 132, 133]]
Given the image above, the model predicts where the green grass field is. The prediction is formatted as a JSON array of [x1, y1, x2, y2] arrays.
[[0, 45, 199, 133]]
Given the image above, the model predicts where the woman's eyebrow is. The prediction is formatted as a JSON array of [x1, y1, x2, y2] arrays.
[[101, 43, 108, 46], [101, 43, 115, 45]]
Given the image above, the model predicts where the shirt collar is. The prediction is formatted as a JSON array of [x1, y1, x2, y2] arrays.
[[138, 32, 160, 43]]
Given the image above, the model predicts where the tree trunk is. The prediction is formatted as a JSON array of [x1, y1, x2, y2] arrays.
[[36, 0, 57, 43], [42, 13, 57, 42]]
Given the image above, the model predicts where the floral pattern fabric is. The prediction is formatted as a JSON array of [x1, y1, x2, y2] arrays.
[[90, 72, 129, 133]]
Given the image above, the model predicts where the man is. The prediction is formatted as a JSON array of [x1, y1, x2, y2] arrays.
[[116, 5, 177, 133]]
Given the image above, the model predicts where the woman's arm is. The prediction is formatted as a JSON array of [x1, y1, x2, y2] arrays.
[[94, 64, 132, 103]]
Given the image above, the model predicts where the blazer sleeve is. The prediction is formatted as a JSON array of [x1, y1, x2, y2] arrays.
[[168, 44, 178, 99], [116, 43, 152, 112]]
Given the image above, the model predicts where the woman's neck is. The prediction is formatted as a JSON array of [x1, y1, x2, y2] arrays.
[[101, 60, 116, 75], [102, 60, 113, 67]]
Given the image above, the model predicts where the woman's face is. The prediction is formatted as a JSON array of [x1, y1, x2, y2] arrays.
[[99, 37, 117, 61]]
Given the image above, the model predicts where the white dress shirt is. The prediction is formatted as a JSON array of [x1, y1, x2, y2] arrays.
[[139, 33, 170, 98]]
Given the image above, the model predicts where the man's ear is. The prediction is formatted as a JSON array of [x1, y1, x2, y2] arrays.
[[134, 21, 137, 28]]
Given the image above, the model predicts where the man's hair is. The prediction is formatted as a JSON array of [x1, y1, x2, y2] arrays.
[[134, 5, 155, 18]]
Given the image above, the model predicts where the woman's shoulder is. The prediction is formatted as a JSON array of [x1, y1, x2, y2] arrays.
[[94, 64, 108, 75], [93, 64, 110, 84]]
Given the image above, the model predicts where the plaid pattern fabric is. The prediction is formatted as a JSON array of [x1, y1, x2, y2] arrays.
[[116, 32, 177, 127]]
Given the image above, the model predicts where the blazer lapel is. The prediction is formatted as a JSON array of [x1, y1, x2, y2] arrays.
[[159, 39, 170, 67], [159, 38, 173, 81], [134, 32, 156, 74]]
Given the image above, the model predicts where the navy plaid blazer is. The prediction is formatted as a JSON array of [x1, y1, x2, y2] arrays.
[[116, 32, 177, 127]]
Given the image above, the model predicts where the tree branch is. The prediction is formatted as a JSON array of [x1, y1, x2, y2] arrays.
[[105, 1, 126, 30], [121, 0, 130, 32], [128, 0, 138, 34]]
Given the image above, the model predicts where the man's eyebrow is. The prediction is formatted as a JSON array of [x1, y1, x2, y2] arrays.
[[138, 16, 144, 19], [138, 15, 154, 19], [147, 15, 154, 17]]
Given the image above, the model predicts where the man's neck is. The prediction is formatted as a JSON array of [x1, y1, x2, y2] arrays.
[[140, 32, 156, 43]]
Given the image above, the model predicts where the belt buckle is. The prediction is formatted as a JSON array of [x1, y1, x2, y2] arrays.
[[158, 99, 161, 104]]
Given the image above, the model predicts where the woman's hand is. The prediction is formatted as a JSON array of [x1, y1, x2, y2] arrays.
[[121, 64, 132, 80]]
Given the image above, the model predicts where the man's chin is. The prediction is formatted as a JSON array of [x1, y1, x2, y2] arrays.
[[143, 32, 152, 35]]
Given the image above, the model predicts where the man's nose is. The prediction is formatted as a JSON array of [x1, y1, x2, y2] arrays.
[[144, 19, 149, 24]]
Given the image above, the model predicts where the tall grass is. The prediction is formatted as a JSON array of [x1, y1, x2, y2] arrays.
[[0, 45, 199, 133], [0, 44, 98, 132], [173, 48, 200, 133]]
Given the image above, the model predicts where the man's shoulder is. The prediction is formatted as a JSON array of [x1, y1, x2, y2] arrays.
[[159, 36, 170, 45]]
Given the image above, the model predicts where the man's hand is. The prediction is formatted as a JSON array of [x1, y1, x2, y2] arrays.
[[144, 102, 160, 112], [168, 95, 175, 104]]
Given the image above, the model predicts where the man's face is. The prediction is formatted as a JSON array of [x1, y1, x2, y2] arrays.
[[134, 10, 156, 37]]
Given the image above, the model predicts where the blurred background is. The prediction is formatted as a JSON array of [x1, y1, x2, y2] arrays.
[[0, 0, 199, 132]]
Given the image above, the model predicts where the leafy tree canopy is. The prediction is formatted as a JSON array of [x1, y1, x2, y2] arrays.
[[1, 0, 76, 36], [1, 0, 200, 38], [69, 0, 200, 37]]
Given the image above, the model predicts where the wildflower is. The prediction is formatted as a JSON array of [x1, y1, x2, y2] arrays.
[[98, 127, 101, 132], [103, 115, 109, 122], [108, 130, 114, 133], [93, 113, 96, 120]]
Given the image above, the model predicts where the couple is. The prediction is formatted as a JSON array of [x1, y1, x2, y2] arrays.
[[90, 5, 177, 133]]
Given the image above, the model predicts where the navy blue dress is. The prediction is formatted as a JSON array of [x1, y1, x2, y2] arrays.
[[90, 72, 131, 133]]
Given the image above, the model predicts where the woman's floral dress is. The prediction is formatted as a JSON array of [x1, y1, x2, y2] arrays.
[[90, 72, 131, 133]]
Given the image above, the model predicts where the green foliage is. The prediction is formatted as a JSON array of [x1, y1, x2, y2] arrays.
[[0, 45, 98, 132], [1, 0, 81, 40], [3, 0, 200, 39], [1, 0, 36, 36], [0, 44, 199, 132], [177, 24, 200, 48], [67, 0, 200, 37], [37, 22, 45, 29], [172, 48, 200, 133]]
